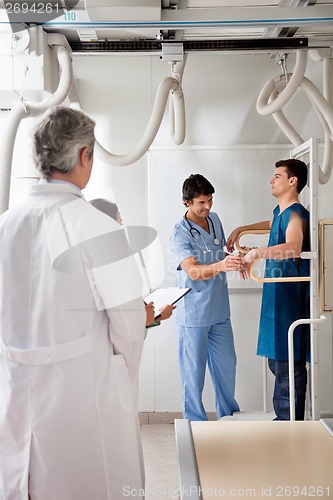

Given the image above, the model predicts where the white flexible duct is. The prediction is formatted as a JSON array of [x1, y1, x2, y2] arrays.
[[271, 89, 304, 146], [321, 56, 333, 184], [0, 105, 27, 215], [169, 58, 186, 145], [69, 73, 185, 167], [25, 46, 73, 117], [169, 87, 186, 145], [257, 50, 333, 184], [67, 78, 81, 110], [257, 50, 307, 116], [271, 75, 333, 142], [301, 78, 333, 141], [272, 109, 303, 146], [0, 45, 73, 214], [94, 77, 180, 166]]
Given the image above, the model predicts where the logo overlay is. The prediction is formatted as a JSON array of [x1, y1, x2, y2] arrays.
[[5, 1, 79, 33]]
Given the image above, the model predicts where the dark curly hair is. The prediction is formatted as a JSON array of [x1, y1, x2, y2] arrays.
[[182, 174, 215, 206]]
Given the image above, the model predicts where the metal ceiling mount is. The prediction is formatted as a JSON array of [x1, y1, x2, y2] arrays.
[[0, 0, 332, 50], [68, 37, 309, 53]]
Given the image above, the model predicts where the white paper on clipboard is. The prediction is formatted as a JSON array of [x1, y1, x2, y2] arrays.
[[144, 287, 191, 318]]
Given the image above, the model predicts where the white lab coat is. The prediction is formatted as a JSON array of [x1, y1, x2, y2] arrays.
[[0, 182, 146, 500]]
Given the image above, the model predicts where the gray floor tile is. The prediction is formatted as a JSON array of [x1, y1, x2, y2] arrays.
[[141, 424, 180, 499]]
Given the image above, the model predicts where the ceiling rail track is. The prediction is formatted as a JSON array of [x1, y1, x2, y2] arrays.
[[68, 37, 309, 53]]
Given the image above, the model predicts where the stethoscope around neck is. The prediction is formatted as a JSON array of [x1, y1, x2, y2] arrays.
[[184, 211, 220, 253]]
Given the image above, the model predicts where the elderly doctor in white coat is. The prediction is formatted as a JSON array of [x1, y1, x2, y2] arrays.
[[0, 106, 147, 500]]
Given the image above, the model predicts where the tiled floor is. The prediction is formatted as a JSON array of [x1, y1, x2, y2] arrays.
[[140, 424, 180, 500]]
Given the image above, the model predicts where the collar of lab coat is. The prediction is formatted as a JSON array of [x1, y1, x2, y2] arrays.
[[31, 180, 83, 197]]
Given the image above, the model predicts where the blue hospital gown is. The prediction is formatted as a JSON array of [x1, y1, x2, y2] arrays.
[[257, 203, 310, 361]]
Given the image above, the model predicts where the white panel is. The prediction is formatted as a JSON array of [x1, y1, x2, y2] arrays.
[[0, 28, 56, 106], [147, 146, 289, 412], [57, 52, 333, 413], [320, 221, 333, 313], [84, 0, 161, 21], [187, 0, 278, 6], [148, 145, 290, 289], [324, 225, 333, 311]]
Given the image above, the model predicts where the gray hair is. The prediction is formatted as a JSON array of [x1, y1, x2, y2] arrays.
[[33, 106, 96, 179]]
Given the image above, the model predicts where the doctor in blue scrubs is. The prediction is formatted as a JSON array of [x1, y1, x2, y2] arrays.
[[170, 174, 243, 421]]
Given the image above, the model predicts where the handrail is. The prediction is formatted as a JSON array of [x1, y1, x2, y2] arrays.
[[236, 229, 311, 283], [235, 229, 269, 254], [249, 258, 311, 283], [288, 316, 327, 421]]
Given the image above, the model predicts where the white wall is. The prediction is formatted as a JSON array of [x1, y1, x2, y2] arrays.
[[1, 47, 332, 415], [71, 50, 333, 415]]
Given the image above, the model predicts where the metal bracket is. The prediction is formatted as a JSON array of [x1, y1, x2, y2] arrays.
[[161, 42, 183, 63]]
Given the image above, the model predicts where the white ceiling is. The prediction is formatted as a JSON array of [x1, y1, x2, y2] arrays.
[[0, 0, 332, 52]]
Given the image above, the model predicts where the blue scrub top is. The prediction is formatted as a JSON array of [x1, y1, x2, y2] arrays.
[[257, 203, 310, 361], [170, 211, 231, 327]]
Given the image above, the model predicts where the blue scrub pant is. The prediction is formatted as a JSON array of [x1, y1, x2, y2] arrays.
[[177, 319, 240, 421]]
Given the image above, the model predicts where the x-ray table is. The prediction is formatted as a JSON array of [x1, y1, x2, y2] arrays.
[[175, 419, 333, 500]]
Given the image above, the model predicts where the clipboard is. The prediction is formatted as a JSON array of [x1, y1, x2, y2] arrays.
[[144, 287, 191, 318]]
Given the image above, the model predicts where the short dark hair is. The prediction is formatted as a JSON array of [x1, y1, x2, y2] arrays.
[[275, 158, 308, 193], [182, 174, 215, 206]]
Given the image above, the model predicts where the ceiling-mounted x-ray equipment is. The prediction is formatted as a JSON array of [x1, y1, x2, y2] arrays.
[[0, 27, 73, 215], [71, 46, 186, 167], [256, 49, 333, 185], [87, 58, 186, 167], [0, 26, 187, 214]]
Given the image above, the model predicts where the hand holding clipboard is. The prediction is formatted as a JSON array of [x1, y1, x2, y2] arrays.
[[144, 287, 191, 319]]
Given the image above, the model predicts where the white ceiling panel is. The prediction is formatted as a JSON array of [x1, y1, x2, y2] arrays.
[[0, 0, 332, 50]]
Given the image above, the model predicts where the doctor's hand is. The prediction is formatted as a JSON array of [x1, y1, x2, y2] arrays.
[[159, 304, 176, 321], [145, 302, 155, 326], [239, 248, 259, 280], [221, 254, 244, 272]]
